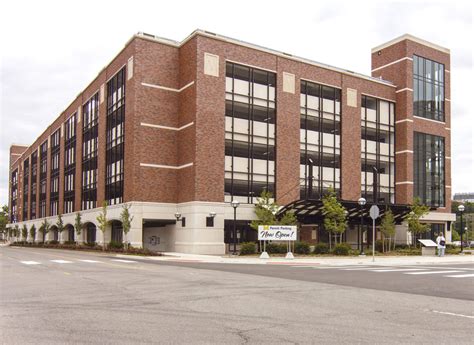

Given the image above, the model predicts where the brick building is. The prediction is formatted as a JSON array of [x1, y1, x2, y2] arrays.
[[7, 30, 456, 253]]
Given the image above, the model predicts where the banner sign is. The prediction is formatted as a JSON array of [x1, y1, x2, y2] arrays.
[[258, 225, 297, 241]]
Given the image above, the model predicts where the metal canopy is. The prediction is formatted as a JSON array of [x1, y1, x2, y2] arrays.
[[277, 199, 412, 225]]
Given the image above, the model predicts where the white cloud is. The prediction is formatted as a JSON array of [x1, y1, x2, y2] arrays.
[[0, 0, 472, 206]]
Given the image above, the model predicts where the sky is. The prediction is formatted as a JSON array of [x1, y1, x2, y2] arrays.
[[0, 0, 473, 207]]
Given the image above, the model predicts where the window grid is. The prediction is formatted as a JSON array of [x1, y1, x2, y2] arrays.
[[105, 68, 126, 205], [82, 93, 99, 210], [413, 55, 445, 122], [30, 152, 37, 219], [39, 141, 48, 218], [23, 158, 29, 220], [50, 130, 60, 216], [10, 169, 18, 223], [64, 114, 76, 213], [224, 62, 276, 204], [361, 96, 395, 204], [300, 80, 341, 199], [414, 132, 445, 207]]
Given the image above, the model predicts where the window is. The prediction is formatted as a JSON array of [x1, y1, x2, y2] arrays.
[[30, 152, 37, 219], [10, 169, 18, 223], [300, 80, 341, 199], [105, 68, 126, 205], [23, 158, 29, 220], [82, 93, 99, 210], [361, 96, 395, 204], [224, 62, 276, 204], [39, 141, 48, 218], [414, 132, 445, 207], [64, 114, 76, 213], [50, 129, 60, 216], [413, 55, 445, 122]]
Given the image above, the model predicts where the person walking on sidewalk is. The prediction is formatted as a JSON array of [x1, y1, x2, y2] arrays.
[[436, 232, 446, 257]]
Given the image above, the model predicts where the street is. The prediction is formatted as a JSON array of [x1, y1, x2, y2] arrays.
[[1, 246, 473, 344]]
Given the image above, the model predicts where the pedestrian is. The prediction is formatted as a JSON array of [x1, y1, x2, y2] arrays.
[[436, 232, 446, 257]]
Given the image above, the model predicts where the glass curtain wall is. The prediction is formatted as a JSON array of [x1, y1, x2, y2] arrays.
[[105, 68, 125, 205], [361, 96, 395, 204], [82, 93, 99, 210], [413, 55, 445, 122], [64, 114, 76, 213], [225, 62, 276, 204], [414, 132, 445, 207], [300, 81, 341, 199]]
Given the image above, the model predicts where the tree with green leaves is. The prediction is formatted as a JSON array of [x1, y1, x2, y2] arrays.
[[322, 188, 348, 249], [21, 224, 28, 241], [405, 197, 430, 247], [380, 209, 396, 252], [74, 212, 83, 242], [0, 205, 9, 239], [120, 204, 134, 249], [56, 214, 65, 243], [14, 225, 20, 240], [40, 218, 50, 243], [96, 201, 109, 251], [29, 224, 36, 243], [250, 190, 279, 231]]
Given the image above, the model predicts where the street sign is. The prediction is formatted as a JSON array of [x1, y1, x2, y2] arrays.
[[369, 205, 380, 220]]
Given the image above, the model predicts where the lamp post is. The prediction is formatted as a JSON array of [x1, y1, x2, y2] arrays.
[[231, 200, 240, 255], [358, 197, 366, 255], [458, 204, 465, 252]]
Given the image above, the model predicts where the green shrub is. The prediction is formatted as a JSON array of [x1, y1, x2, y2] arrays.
[[64, 241, 76, 245], [313, 243, 329, 254], [240, 242, 256, 255], [395, 243, 409, 250], [294, 241, 311, 255], [266, 242, 287, 254], [333, 243, 351, 256], [49, 240, 59, 245], [109, 241, 124, 250]]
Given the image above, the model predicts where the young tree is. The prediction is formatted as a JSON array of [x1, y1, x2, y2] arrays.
[[14, 225, 20, 240], [0, 205, 9, 239], [322, 188, 348, 249], [21, 224, 28, 241], [40, 218, 51, 243], [250, 190, 279, 230], [74, 212, 83, 242], [279, 210, 297, 226], [120, 204, 134, 249], [29, 224, 36, 243], [405, 197, 430, 247], [380, 209, 396, 252], [56, 214, 65, 243], [96, 201, 109, 251]]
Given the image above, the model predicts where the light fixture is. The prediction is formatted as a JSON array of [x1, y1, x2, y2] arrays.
[[209, 212, 216, 218], [231, 200, 240, 255], [358, 197, 366, 255], [458, 204, 465, 252], [174, 212, 181, 221]]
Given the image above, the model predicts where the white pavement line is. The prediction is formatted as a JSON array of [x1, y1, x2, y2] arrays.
[[111, 259, 137, 263], [341, 267, 388, 271], [20, 261, 41, 265], [50, 260, 73, 264], [291, 265, 322, 268], [444, 273, 474, 278], [432, 310, 474, 319], [371, 268, 426, 272], [78, 260, 102, 263], [405, 270, 463, 275]]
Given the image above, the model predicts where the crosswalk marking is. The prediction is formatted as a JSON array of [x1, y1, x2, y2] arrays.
[[111, 259, 137, 263], [405, 270, 463, 275], [50, 260, 73, 264], [20, 261, 41, 265], [444, 274, 474, 278], [371, 268, 426, 272], [78, 260, 102, 263]]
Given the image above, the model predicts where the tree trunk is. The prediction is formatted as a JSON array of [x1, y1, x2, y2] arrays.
[[329, 232, 332, 250]]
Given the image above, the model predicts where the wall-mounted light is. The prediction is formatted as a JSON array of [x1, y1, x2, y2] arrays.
[[175, 212, 185, 227], [206, 212, 216, 227]]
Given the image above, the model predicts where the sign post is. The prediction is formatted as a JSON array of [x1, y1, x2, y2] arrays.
[[369, 205, 380, 262], [258, 225, 297, 259]]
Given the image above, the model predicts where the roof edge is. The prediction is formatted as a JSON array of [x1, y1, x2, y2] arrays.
[[372, 34, 450, 54]]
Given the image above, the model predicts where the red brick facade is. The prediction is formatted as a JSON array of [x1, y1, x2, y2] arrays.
[[8, 31, 452, 225]]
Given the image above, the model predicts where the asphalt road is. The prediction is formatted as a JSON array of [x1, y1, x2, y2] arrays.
[[1, 246, 473, 345]]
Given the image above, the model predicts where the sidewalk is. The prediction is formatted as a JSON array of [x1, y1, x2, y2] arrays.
[[121, 251, 474, 266]]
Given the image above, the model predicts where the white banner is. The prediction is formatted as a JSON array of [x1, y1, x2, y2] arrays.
[[258, 225, 297, 241]]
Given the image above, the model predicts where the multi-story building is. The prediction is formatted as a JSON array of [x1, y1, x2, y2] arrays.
[[7, 30, 456, 253]]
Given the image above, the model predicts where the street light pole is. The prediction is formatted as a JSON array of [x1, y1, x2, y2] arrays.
[[458, 204, 465, 252], [231, 200, 240, 255], [358, 197, 366, 255]]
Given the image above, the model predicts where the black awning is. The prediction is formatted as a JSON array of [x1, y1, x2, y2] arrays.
[[277, 199, 411, 225]]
